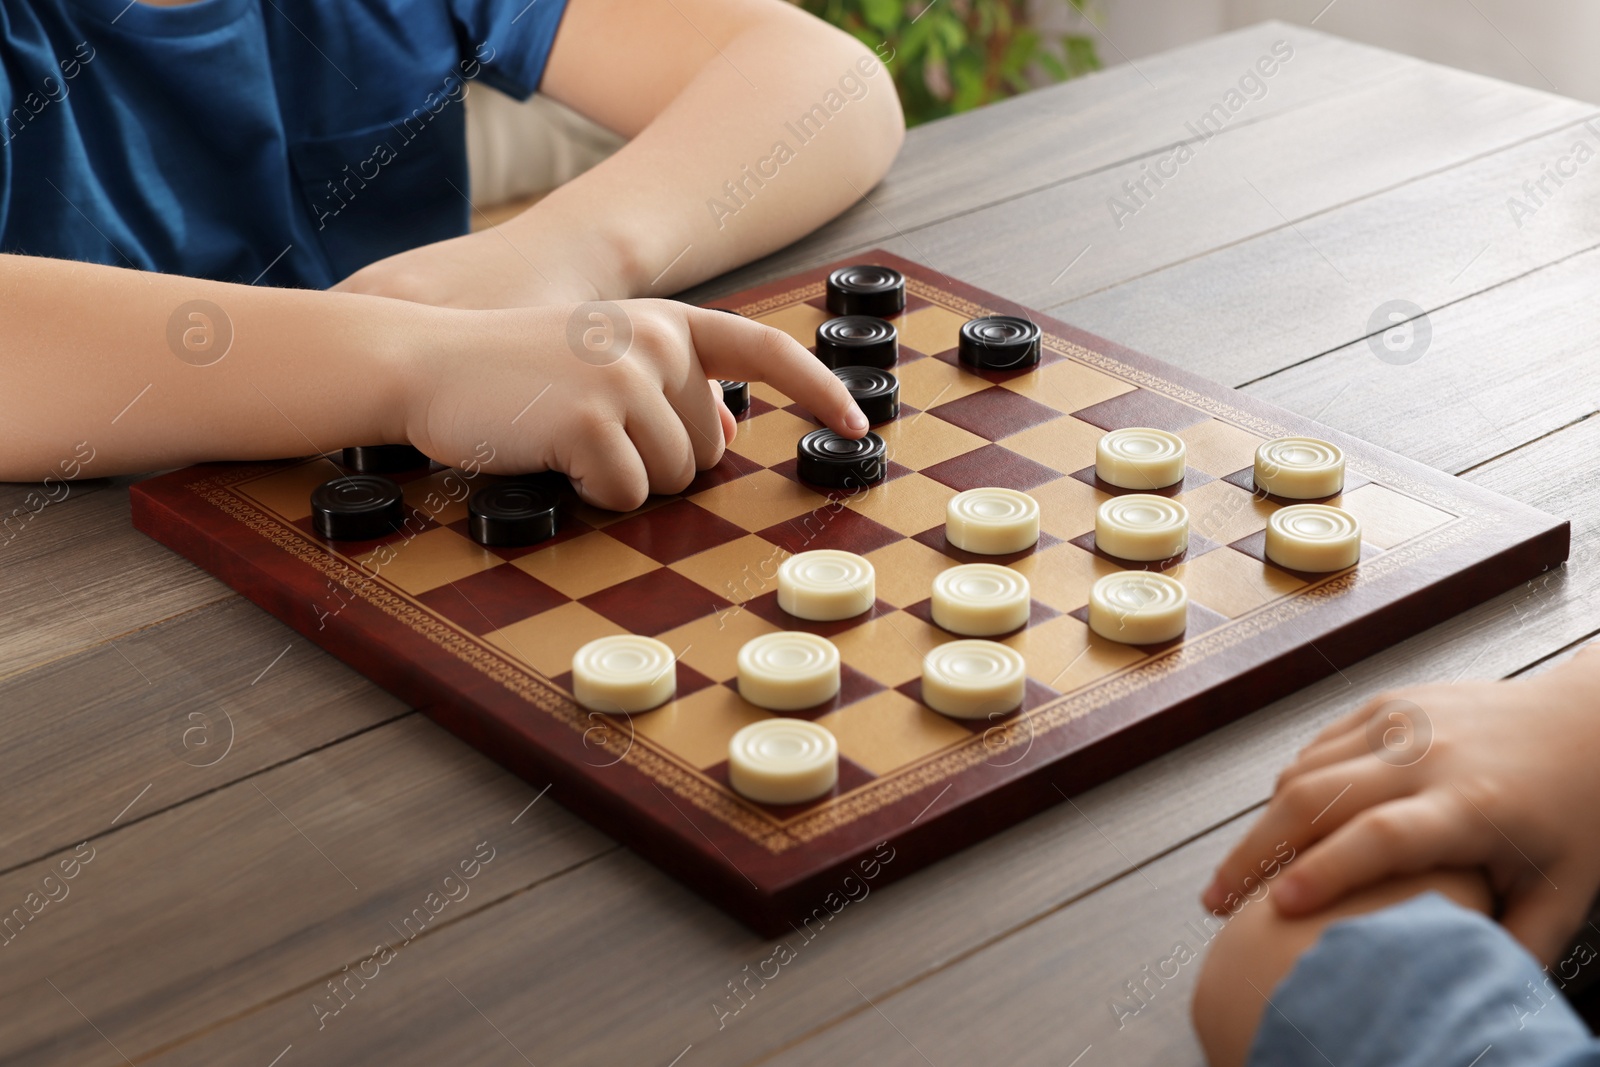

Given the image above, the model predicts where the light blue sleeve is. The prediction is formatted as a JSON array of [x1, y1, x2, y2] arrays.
[[1248, 892, 1600, 1067]]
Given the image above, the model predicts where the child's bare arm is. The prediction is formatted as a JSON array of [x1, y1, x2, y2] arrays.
[[1192, 869, 1493, 1067], [0, 254, 406, 479], [336, 0, 906, 308], [1204, 643, 1600, 965], [0, 254, 864, 504]]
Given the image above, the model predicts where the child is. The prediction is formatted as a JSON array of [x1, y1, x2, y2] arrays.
[[1194, 642, 1600, 1064], [0, 0, 904, 509]]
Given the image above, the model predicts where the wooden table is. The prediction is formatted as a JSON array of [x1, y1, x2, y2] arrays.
[[4, 20, 1596, 1066]]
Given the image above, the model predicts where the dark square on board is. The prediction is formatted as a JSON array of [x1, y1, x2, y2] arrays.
[[550, 660, 717, 704], [911, 527, 1064, 566], [894, 676, 1061, 732], [685, 449, 765, 495], [756, 507, 905, 556], [1066, 529, 1225, 570], [1227, 529, 1383, 582], [444, 511, 593, 561], [1219, 465, 1374, 504], [581, 567, 732, 635], [1065, 599, 1230, 653], [902, 596, 1061, 638], [927, 387, 1063, 441], [930, 345, 1065, 384], [921, 444, 1062, 493], [415, 563, 571, 635], [1067, 465, 1215, 498], [768, 457, 915, 490], [603, 498, 748, 565], [1070, 388, 1211, 433]]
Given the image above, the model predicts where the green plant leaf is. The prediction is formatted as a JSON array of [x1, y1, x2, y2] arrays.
[[799, 0, 1101, 127], [859, 0, 902, 34]]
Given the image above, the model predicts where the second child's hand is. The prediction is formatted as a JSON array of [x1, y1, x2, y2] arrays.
[[1202, 644, 1600, 964]]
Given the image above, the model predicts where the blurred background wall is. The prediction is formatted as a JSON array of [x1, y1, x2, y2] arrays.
[[1044, 0, 1599, 103]]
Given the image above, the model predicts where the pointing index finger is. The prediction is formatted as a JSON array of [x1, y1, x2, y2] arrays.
[[685, 308, 868, 437]]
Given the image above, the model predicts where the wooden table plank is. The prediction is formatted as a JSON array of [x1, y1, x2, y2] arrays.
[[1243, 245, 1600, 472], [684, 21, 1416, 299], [0, 480, 231, 683], [756, 818, 1251, 1066], [861, 66, 1591, 317], [0, 596, 409, 870], [1053, 115, 1600, 390], [0, 717, 611, 1066], [78, 416, 1595, 1066]]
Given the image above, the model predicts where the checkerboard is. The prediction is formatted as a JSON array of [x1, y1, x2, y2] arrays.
[[130, 251, 1569, 933]]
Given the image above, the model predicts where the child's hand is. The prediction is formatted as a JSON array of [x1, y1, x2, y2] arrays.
[[1201, 643, 1600, 963], [404, 299, 867, 511]]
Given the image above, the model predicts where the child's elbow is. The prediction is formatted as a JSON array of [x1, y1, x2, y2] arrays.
[[780, 8, 905, 191], [868, 82, 907, 179], [848, 45, 906, 184]]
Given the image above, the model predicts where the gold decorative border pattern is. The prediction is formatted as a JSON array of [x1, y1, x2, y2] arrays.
[[736, 282, 826, 319], [904, 278, 995, 321]]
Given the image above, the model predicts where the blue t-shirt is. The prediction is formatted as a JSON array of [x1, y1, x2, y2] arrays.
[[1248, 893, 1600, 1066], [0, 0, 569, 287]]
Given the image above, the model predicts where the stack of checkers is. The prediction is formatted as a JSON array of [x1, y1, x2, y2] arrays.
[[783, 265, 1048, 493]]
